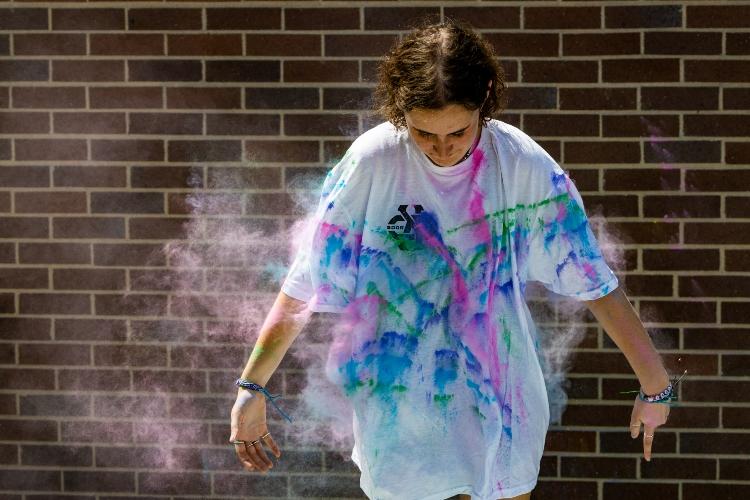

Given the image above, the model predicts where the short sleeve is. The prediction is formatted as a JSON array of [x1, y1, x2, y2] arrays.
[[526, 167, 619, 301], [280, 149, 364, 313]]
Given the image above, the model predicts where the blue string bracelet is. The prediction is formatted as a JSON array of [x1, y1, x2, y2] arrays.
[[619, 369, 687, 407], [235, 378, 294, 423]]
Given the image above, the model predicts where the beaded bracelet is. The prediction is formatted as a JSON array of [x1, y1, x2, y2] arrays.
[[619, 369, 687, 406], [235, 378, 294, 423]]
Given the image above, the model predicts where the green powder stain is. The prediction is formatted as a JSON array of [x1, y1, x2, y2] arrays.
[[433, 393, 454, 407]]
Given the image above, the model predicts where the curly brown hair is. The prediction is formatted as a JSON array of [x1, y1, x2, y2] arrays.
[[372, 17, 509, 130]]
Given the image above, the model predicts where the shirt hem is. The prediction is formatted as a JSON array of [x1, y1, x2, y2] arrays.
[[368, 477, 538, 500]]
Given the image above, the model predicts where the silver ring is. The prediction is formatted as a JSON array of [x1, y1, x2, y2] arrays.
[[644, 434, 654, 438], [630, 424, 640, 427], [229, 439, 246, 445], [260, 432, 271, 439], [249, 439, 261, 446]]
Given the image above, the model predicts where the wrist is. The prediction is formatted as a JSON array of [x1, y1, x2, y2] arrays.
[[640, 370, 670, 395]]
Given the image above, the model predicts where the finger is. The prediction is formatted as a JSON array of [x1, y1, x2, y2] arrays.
[[264, 433, 282, 458], [246, 441, 273, 472], [643, 425, 656, 461], [233, 443, 257, 472], [252, 438, 276, 469]]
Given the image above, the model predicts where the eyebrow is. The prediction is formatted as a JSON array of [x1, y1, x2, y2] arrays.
[[413, 124, 471, 136]]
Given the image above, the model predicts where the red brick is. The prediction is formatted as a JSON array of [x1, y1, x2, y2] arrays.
[[686, 222, 750, 245], [206, 8, 280, 30], [52, 8, 124, 30], [90, 34, 163, 56], [91, 191, 164, 214], [644, 195, 720, 218], [18, 243, 91, 264], [0, 318, 51, 340], [600, 431, 676, 453], [721, 458, 750, 480], [524, 113, 599, 137], [325, 34, 397, 57], [680, 276, 750, 298], [605, 5, 682, 28], [130, 319, 204, 343], [566, 141, 641, 164], [0, 112, 49, 134], [64, 470, 135, 493], [0, 165, 49, 187], [603, 58, 680, 82], [643, 249, 719, 271], [55, 318, 127, 342], [52, 112, 125, 134], [563, 33, 639, 56], [59, 369, 130, 391], [727, 249, 750, 272], [19, 395, 90, 417], [724, 88, 750, 109], [0, 86, 7, 108], [15, 191, 87, 214], [61, 420, 133, 443], [245, 140, 319, 163], [167, 140, 241, 162], [54, 268, 126, 291], [170, 346, 245, 369], [53, 217, 125, 239], [640, 299, 716, 324], [443, 7, 519, 29], [604, 168, 681, 191], [645, 32, 722, 55], [560, 88, 637, 110], [0, 8, 48, 30], [21, 445, 91, 467], [127, 8, 202, 30], [686, 60, 750, 82], [167, 87, 241, 109], [0, 443, 17, 463], [603, 483, 678, 500], [687, 5, 750, 28], [686, 169, 750, 192], [723, 301, 750, 323], [728, 33, 750, 55], [205, 60, 279, 82], [166, 34, 240, 56], [91, 139, 164, 161], [603, 114, 680, 138], [534, 480, 597, 500], [18, 343, 91, 365], [52, 60, 124, 82], [641, 457, 716, 480], [0, 368, 52, 391], [284, 60, 358, 83], [727, 196, 750, 217], [167, 193, 242, 215], [94, 293, 168, 316], [0, 268, 46, 289], [14, 34, 86, 56], [642, 86, 719, 110], [561, 456, 636, 478], [207, 166, 281, 190], [16, 139, 87, 161], [526, 7, 600, 29], [129, 112, 203, 135], [19, 293, 91, 314], [132, 369, 206, 393], [727, 142, 750, 164], [287, 8, 360, 30], [0, 60, 48, 81], [131, 166, 202, 189], [90, 86, 162, 109], [482, 33, 558, 58], [94, 344, 167, 367], [682, 432, 750, 454], [0, 217, 48, 239], [92, 242, 165, 267], [245, 34, 320, 57], [246, 87, 318, 110], [53, 166, 126, 188], [0, 469, 60, 491], [95, 445, 168, 468], [0, 419, 58, 441], [128, 60, 201, 82], [523, 61, 598, 83], [205, 113, 278, 136], [13, 87, 86, 108], [94, 395, 167, 420], [126, 218, 188, 240], [684, 327, 750, 350], [544, 430, 596, 452]]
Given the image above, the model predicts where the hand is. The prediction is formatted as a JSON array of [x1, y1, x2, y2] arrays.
[[629, 395, 670, 461], [229, 389, 282, 473]]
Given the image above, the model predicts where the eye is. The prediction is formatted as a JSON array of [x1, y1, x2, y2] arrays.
[[417, 130, 432, 138], [451, 131, 465, 137]]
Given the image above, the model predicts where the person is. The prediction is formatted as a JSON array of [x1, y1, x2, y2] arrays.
[[229, 18, 674, 500]]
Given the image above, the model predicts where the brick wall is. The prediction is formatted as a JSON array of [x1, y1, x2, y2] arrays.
[[1, 1, 748, 499]]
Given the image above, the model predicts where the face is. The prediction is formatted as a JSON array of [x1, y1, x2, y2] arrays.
[[404, 103, 482, 167]]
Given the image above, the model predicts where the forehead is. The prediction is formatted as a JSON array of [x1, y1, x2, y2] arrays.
[[404, 104, 477, 133]]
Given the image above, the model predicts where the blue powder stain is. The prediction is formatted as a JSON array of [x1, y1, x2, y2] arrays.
[[327, 201, 335, 210], [362, 331, 418, 395], [322, 231, 345, 267], [434, 349, 458, 392]]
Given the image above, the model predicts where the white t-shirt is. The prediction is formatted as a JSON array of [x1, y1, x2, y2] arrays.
[[281, 118, 619, 500]]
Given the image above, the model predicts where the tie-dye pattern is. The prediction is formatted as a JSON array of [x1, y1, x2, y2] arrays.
[[282, 120, 618, 500]]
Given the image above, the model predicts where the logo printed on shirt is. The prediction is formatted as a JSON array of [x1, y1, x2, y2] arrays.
[[386, 204, 423, 250]]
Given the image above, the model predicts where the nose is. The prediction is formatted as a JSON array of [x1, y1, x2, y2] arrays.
[[432, 139, 452, 158]]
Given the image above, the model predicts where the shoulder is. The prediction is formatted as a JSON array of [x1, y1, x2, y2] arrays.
[[486, 118, 566, 200]]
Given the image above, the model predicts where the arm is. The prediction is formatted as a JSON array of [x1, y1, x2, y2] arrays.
[[583, 286, 669, 394], [239, 290, 312, 387]]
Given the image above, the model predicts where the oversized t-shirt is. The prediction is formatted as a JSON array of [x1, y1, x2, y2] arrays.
[[281, 118, 619, 500]]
